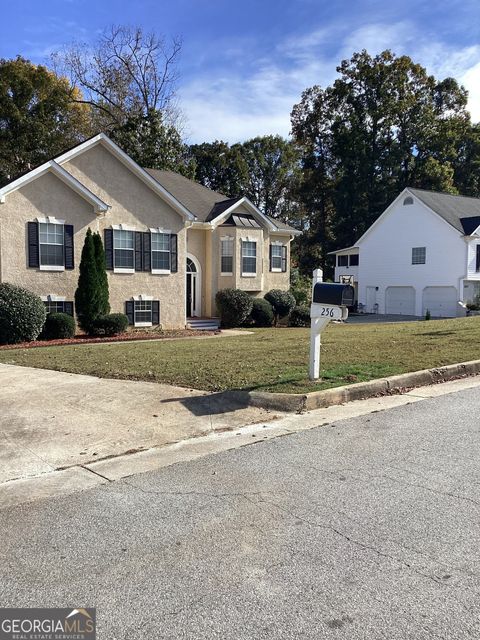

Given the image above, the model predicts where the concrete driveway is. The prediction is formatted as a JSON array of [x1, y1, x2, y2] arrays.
[[0, 364, 277, 484]]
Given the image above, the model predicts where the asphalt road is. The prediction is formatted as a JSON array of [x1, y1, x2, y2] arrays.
[[1, 387, 480, 639]]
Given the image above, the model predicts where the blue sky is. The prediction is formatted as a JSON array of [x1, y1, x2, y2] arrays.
[[2, 0, 480, 142]]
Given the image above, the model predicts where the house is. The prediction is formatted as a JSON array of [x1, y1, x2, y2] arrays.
[[0, 133, 299, 329], [330, 188, 480, 318]]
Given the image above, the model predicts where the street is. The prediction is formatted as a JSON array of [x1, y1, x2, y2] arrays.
[[1, 385, 480, 639]]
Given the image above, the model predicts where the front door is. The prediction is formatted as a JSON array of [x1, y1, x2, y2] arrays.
[[186, 256, 200, 317], [186, 273, 193, 316]]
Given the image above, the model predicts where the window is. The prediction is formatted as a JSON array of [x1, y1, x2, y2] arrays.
[[337, 255, 348, 267], [242, 241, 257, 275], [134, 300, 152, 326], [151, 232, 170, 272], [412, 247, 426, 265], [221, 237, 233, 274], [403, 196, 414, 206], [44, 300, 74, 316], [39, 222, 64, 267], [271, 245, 283, 271], [476, 245, 480, 272], [113, 229, 134, 269], [349, 254, 359, 266]]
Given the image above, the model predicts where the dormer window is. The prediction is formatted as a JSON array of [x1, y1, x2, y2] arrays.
[[403, 196, 414, 206]]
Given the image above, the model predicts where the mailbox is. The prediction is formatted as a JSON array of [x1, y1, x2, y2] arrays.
[[313, 282, 355, 307]]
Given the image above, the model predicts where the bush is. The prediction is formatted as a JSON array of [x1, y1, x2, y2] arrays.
[[264, 289, 296, 325], [289, 305, 310, 327], [290, 268, 311, 306], [249, 298, 274, 327], [40, 313, 76, 340], [216, 288, 253, 328], [0, 283, 46, 344], [75, 228, 110, 334], [92, 313, 129, 337]]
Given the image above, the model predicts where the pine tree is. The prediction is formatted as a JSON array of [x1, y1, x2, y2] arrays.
[[93, 231, 110, 316], [75, 228, 101, 333]]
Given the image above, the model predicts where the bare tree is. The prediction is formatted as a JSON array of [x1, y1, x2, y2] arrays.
[[53, 25, 182, 131]]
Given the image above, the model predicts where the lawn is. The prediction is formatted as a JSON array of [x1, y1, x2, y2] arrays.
[[1, 317, 479, 394]]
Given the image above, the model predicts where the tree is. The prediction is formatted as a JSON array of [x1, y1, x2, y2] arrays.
[[291, 50, 471, 272], [189, 141, 245, 196], [75, 228, 105, 333], [111, 109, 194, 175], [0, 57, 91, 184], [92, 231, 110, 317], [55, 25, 181, 132]]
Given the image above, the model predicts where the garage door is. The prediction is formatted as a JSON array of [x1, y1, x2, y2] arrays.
[[422, 287, 457, 318], [385, 287, 416, 315]]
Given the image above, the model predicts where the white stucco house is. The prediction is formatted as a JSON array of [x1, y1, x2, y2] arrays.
[[330, 188, 480, 317]]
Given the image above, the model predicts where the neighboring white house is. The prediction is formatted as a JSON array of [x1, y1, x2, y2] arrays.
[[330, 188, 480, 317]]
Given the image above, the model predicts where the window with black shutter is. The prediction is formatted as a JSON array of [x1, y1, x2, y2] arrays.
[[476, 245, 480, 272], [337, 255, 348, 267], [349, 254, 359, 266], [44, 300, 74, 316]]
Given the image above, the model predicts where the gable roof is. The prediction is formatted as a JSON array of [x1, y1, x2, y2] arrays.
[[408, 188, 480, 235], [145, 168, 299, 234], [0, 160, 109, 212]]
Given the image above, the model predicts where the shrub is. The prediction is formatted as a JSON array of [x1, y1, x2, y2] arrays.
[[290, 268, 311, 306], [264, 289, 296, 325], [40, 313, 76, 340], [289, 305, 310, 327], [0, 283, 46, 344], [425, 309, 431, 321], [249, 298, 274, 327], [92, 313, 129, 337], [216, 288, 253, 328], [75, 228, 110, 334]]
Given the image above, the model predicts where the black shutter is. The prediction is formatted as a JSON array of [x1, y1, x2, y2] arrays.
[[281, 245, 287, 272], [143, 232, 151, 271], [170, 234, 178, 272], [63, 301, 74, 317], [27, 221, 39, 268], [152, 300, 160, 325], [104, 229, 113, 270], [64, 224, 74, 269], [269, 244, 273, 271], [135, 232, 143, 271], [125, 300, 134, 325], [476, 245, 480, 272]]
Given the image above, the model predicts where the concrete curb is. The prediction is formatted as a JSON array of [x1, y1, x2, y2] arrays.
[[244, 359, 480, 413]]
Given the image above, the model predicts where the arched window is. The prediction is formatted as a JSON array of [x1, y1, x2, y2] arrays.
[[186, 257, 196, 273], [403, 196, 414, 206]]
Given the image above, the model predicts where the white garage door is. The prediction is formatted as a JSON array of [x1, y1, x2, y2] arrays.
[[422, 287, 458, 318], [385, 287, 416, 315]]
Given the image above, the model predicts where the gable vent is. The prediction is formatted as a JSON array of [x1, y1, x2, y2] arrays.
[[403, 196, 414, 205]]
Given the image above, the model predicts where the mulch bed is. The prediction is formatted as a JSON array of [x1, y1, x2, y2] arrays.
[[0, 329, 219, 350]]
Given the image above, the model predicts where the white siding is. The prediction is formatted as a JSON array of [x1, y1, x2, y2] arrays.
[[357, 195, 467, 316]]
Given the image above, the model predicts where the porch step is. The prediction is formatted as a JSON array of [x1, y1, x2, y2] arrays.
[[187, 317, 221, 331]]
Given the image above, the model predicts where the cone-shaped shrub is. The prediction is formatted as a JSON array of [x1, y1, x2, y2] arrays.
[[93, 231, 110, 316], [75, 228, 102, 333]]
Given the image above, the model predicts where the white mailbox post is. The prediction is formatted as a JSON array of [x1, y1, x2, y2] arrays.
[[309, 269, 352, 380]]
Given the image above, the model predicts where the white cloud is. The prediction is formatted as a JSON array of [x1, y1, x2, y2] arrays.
[[180, 20, 480, 143]]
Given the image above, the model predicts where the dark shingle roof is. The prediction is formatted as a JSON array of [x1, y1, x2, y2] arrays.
[[144, 168, 298, 233], [409, 188, 480, 234]]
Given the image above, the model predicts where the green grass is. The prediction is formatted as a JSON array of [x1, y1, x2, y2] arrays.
[[1, 317, 480, 394]]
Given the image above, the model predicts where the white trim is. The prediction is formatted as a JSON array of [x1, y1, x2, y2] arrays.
[[132, 294, 154, 301], [112, 223, 137, 232], [134, 322, 153, 327], [271, 240, 284, 246], [220, 272, 233, 276], [0, 160, 109, 212], [271, 267, 282, 273], [37, 216, 65, 225], [39, 265, 65, 272], [114, 267, 135, 274], [151, 269, 171, 275], [210, 197, 276, 231], [241, 273, 257, 278], [41, 294, 66, 302], [54, 133, 195, 221], [150, 227, 172, 234]]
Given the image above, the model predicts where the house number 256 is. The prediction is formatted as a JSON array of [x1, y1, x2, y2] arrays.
[[320, 307, 335, 317]]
